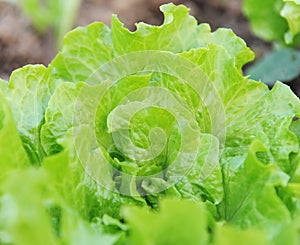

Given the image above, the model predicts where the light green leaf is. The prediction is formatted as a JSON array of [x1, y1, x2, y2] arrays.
[[273, 215, 300, 245], [179, 44, 254, 107], [3, 65, 60, 164], [111, 4, 199, 54], [51, 2, 253, 86], [196, 24, 254, 69], [0, 169, 58, 245], [176, 134, 223, 204], [41, 149, 131, 228], [50, 22, 113, 82], [290, 119, 300, 141], [213, 225, 269, 245], [41, 82, 84, 155], [0, 151, 122, 245], [225, 82, 300, 173], [219, 141, 271, 221], [95, 74, 152, 150], [219, 141, 292, 239], [180, 44, 300, 176], [0, 93, 29, 172], [243, 0, 288, 42], [281, 0, 300, 43], [122, 198, 208, 245], [41, 87, 143, 217], [284, 0, 300, 3], [112, 3, 253, 69], [41, 81, 119, 195], [278, 119, 300, 217]]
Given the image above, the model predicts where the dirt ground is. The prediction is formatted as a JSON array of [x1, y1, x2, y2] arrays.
[[0, 0, 299, 96]]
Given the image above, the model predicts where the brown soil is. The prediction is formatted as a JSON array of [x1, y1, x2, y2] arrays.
[[0, 0, 299, 96]]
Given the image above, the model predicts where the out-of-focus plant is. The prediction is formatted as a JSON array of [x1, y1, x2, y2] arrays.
[[2, 0, 82, 48], [243, 0, 300, 85]]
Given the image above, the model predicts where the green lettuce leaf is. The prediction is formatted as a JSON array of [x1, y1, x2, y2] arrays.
[[122, 198, 208, 245], [0, 93, 29, 172], [51, 2, 252, 86], [0, 150, 122, 245], [281, 0, 300, 43], [111, 4, 253, 69], [111, 4, 199, 54], [218, 141, 292, 240], [272, 215, 300, 245], [243, 0, 288, 42], [280, 0, 300, 40], [224, 82, 300, 174], [41, 82, 84, 155], [50, 22, 113, 82], [277, 119, 300, 218], [122, 198, 294, 245], [213, 225, 269, 245], [2, 65, 60, 164], [175, 134, 223, 204], [41, 150, 126, 241], [196, 24, 254, 69], [0, 169, 59, 245], [244, 0, 300, 44]]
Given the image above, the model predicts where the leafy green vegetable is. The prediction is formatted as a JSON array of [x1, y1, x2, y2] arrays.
[[243, 0, 300, 85], [281, 0, 300, 44], [213, 225, 269, 245], [243, 0, 300, 45], [219, 141, 284, 227], [122, 198, 208, 245], [3, 65, 60, 164], [0, 3, 300, 244], [0, 92, 29, 171], [243, 0, 288, 43]]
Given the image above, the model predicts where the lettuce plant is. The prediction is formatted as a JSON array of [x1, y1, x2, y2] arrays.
[[0, 3, 299, 244], [243, 0, 300, 45], [243, 0, 300, 84]]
